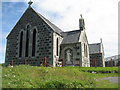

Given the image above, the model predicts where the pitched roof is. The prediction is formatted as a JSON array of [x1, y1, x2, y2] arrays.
[[7, 7, 63, 38], [89, 43, 101, 54], [61, 30, 81, 44], [31, 7, 63, 35], [105, 55, 120, 61], [37, 12, 63, 35]]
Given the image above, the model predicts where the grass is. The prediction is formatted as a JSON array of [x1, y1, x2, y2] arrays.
[[2, 65, 120, 88], [78, 67, 119, 72], [95, 80, 119, 88]]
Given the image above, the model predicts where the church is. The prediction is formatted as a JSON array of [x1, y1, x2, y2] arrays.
[[5, 1, 92, 67]]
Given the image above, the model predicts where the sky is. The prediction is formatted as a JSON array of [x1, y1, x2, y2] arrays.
[[0, 0, 119, 63]]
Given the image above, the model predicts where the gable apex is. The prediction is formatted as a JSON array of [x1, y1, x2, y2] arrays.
[[7, 6, 63, 39]]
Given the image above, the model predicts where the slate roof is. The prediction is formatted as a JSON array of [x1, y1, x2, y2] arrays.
[[34, 8, 63, 35], [89, 43, 101, 54], [61, 30, 81, 44], [105, 55, 120, 61]]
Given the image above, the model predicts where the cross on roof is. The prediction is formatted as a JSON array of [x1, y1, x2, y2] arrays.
[[28, 0, 33, 7]]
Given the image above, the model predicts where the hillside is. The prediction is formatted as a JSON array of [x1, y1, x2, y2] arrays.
[[2, 65, 119, 88]]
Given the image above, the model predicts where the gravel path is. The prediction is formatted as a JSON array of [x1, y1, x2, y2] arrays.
[[96, 77, 120, 84]]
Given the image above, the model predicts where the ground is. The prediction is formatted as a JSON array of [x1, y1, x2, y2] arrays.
[[1, 65, 120, 88]]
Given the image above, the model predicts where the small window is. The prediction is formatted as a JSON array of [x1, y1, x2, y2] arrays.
[[56, 38, 59, 56], [77, 52, 80, 55], [84, 44, 85, 56]]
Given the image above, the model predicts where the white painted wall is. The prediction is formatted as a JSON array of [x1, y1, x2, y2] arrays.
[[53, 32, 63, 67], [100, 41, 105, 67], [79, 30, 90, 67]]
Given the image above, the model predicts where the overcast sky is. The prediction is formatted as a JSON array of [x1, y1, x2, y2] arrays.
[[0, 0, 119, 63]]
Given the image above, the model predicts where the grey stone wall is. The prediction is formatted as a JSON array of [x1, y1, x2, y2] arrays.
[[60, 43, 82, 66], [5, 7, 54, 66], [90, 53, 103, 67], [52, 32, 63, 67]]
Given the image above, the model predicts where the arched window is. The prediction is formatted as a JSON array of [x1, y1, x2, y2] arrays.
[[32, 29, 36, 56], [56, 38, 59, 56], [86, 45, 87, 57], [19, 31, 23, 57], [25, 25, 30, 57], [84, 44, 86, 56]]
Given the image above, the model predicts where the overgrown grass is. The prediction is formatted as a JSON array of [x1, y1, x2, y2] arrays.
[[95, 80, 119, 88], [76, 67, 119, 71], [2, 65, 95, 88], [2, 65, 119, 88]]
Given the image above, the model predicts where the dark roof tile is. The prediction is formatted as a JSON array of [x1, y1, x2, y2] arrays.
[[89, 43, 101, 54], [61, 30, 80, 44]]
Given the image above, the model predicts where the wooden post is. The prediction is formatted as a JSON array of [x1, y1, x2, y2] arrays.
[[43, 56, 47, 67], [62, 58, 64, 67], [11, 60, 14, 66]]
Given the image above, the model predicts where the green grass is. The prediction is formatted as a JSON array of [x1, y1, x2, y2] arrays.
[[77, 67, 119, 71], [2, 65, 119, 88], [95, 80, 119, 88]]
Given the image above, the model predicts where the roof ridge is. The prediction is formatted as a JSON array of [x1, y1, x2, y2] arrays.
[[61, 29, 81, 44], [62, 30, 80, 33], [31, 7, 63, 35], [89, 43, 101, 45]]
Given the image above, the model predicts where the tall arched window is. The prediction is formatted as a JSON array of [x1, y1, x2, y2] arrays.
[[84, 44, 86, 56], [19, 31, 23, 57], [25, 25, 30, 57], [32, 29, 36, 56], [56, 38, 59, 56], [86, 45, 87, 57]]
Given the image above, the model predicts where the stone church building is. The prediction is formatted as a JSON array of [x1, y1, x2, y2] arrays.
[[89, 39, 105, 67], [5, 2, 91, 67]]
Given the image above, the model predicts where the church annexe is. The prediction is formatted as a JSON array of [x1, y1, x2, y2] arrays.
[[5, 2, 91, 67]]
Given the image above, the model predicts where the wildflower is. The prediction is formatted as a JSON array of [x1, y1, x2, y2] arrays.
[[13, 75, 15, 77], [4, 75, 7, 77]]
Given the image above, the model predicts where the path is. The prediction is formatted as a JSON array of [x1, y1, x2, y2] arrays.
[[96, 77, 120, 84]]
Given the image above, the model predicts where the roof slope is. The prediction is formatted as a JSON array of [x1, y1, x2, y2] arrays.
[[7, 7, 63, 38], [89, 43, 101, 54], [37, 12, 63, 34], [32, 7, 63, 35], [105, 55, 120, 61], [61, 30, 81, 44]]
